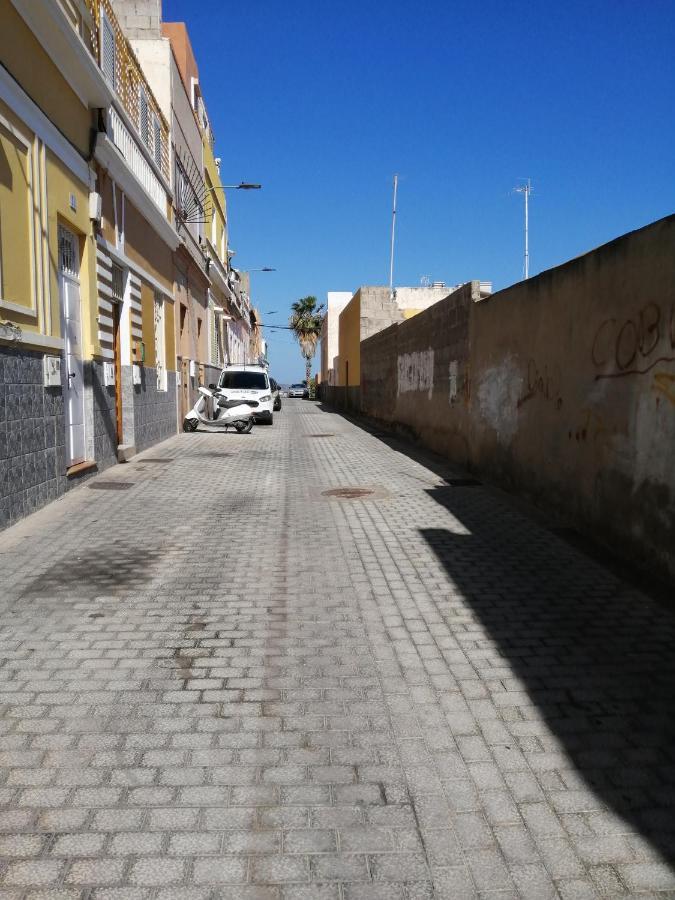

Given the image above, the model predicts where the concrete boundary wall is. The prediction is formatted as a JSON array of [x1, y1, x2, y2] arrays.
[[360, 215, 675, 582]]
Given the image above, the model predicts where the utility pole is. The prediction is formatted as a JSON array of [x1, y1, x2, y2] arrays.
[[389, 174, 398, 296], [514, 179, 532, 279]]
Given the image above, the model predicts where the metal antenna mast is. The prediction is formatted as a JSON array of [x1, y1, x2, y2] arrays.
[[514, 178, 532, 279], [389, 174, 398, 295]]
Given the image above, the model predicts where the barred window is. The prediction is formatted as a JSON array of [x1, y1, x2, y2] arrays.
[[111, 263, 124, 302]]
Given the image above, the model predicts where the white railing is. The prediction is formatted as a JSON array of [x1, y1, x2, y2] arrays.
[[109, 106, 167, 214]]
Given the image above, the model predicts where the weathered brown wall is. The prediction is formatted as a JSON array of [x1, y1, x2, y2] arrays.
[[360, 216, 675, 582], [361, 282, 476, 462]]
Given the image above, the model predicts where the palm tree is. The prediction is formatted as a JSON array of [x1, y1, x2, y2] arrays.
[[290, 295, 325, 391]]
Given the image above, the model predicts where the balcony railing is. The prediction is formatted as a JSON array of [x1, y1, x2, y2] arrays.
[[108, 106, 167, 212], [86, 0, 170, 182]]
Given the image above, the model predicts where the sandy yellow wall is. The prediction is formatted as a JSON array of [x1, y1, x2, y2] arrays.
[[0, 100, 33, 318], [140, 282, 156, 367], [338, 294, 361, 386], [165, 301, 175, 371], [202, 139, 226, 260], [123, 199, 173, 293], [0, 0, 91, 157]]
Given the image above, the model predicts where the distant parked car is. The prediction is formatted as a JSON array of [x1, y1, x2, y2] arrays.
[[288, 383, 308, 399], [270, 378, 282, 411]]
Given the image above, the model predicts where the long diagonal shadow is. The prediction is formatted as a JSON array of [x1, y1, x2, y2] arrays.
[[421, 483, 675, 866]]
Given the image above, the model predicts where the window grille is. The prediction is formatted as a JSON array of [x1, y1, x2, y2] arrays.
[[58, 227, 79, 278], [153, 115, 162, 169], [101, 12, 116, 89], [111, 264, 124, 301], [139, 86, 150, 148]]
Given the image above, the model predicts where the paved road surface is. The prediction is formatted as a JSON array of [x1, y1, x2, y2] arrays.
[[0, 401, 673, 899]]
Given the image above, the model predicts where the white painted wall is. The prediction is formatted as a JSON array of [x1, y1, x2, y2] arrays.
[[323, 291, 352, 384]]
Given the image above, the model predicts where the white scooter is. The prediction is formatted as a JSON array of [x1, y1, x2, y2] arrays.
[[183, 385, 255, 434]]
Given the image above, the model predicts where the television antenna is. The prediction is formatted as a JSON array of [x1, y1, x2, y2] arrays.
[[389, 174, 398, 296], [420, 275, 431, 287], [513, 178, 533, 279]]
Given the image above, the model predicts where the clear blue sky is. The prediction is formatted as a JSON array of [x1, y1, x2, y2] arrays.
[[164, 0, 675, 384]]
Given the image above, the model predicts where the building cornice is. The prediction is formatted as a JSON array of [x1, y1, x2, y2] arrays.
[[0, 63, 91, 185], [96, 236, 173, 300], [10, 0, 112, 109]]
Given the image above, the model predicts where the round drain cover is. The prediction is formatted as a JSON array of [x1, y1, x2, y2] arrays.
[[322, 487, 374, 499]]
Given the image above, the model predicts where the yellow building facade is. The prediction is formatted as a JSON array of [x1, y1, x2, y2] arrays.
[[0, 0, 179, 527]]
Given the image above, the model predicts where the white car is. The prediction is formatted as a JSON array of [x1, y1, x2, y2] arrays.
[[217, 365, 274, 424], [288, 383, 308, 399]]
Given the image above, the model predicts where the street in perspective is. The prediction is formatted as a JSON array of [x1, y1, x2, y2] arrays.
[[1, 0, 674, 897], [0, 402, 673, 900]]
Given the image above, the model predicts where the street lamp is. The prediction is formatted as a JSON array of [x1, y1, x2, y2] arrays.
[[217, 183, 261, 190]]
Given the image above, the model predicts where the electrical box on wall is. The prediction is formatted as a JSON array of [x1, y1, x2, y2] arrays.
[[43, 355, 61, 387], [189, 359, 197, 378], [132, 364, 142, 385], [89, 191, 102, 222], [103, 362, 115, 386]]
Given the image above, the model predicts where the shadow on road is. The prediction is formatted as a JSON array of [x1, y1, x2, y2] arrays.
[[421, 481, 675, 866]]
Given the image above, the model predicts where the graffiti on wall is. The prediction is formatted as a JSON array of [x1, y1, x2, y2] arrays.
[[477, 356, 523, 444], [517, 359, 563, 410], [592, 301, 675, 379], [448, 360, 458, 403], [397, 349, 434, 399]]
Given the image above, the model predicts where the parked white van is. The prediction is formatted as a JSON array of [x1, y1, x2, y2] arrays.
[[217, 365, 274, 424]]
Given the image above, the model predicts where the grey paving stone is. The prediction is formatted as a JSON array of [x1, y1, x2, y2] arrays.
[[0, 404, 674, 897]]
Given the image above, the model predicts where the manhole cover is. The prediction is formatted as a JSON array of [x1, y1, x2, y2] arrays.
[[88, 482, 135, 491], [308, 433, 334, 438], [445, 478, 482, 487], [322, 487, 375, 499]]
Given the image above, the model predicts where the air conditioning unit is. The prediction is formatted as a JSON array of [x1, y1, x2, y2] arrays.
[[43, 355, 61, 387], [89, 191, 102, 222]]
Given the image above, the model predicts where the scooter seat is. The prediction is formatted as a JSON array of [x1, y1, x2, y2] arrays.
[[217, 397, 249, 409]]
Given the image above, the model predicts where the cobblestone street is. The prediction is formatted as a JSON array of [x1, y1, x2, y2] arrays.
[[0, 400, 673, 899]]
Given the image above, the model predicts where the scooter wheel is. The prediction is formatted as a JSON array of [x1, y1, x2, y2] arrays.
[[234, 419, 253, 434], [183, 418, 199, 432]]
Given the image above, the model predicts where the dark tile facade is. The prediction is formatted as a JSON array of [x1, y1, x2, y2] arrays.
[[0, 349, 178, 531], [86, 360, 118, 471], [0, 347, 64, 530], [127, 365, 178, 452]]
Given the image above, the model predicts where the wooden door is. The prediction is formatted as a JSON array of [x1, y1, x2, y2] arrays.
[[111, 302, 123, 445]]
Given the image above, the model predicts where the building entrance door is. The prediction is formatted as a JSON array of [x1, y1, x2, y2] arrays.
[[181, 357, 190, 418], [58, 225, 85, 466], [111, 302, 123, 445]]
